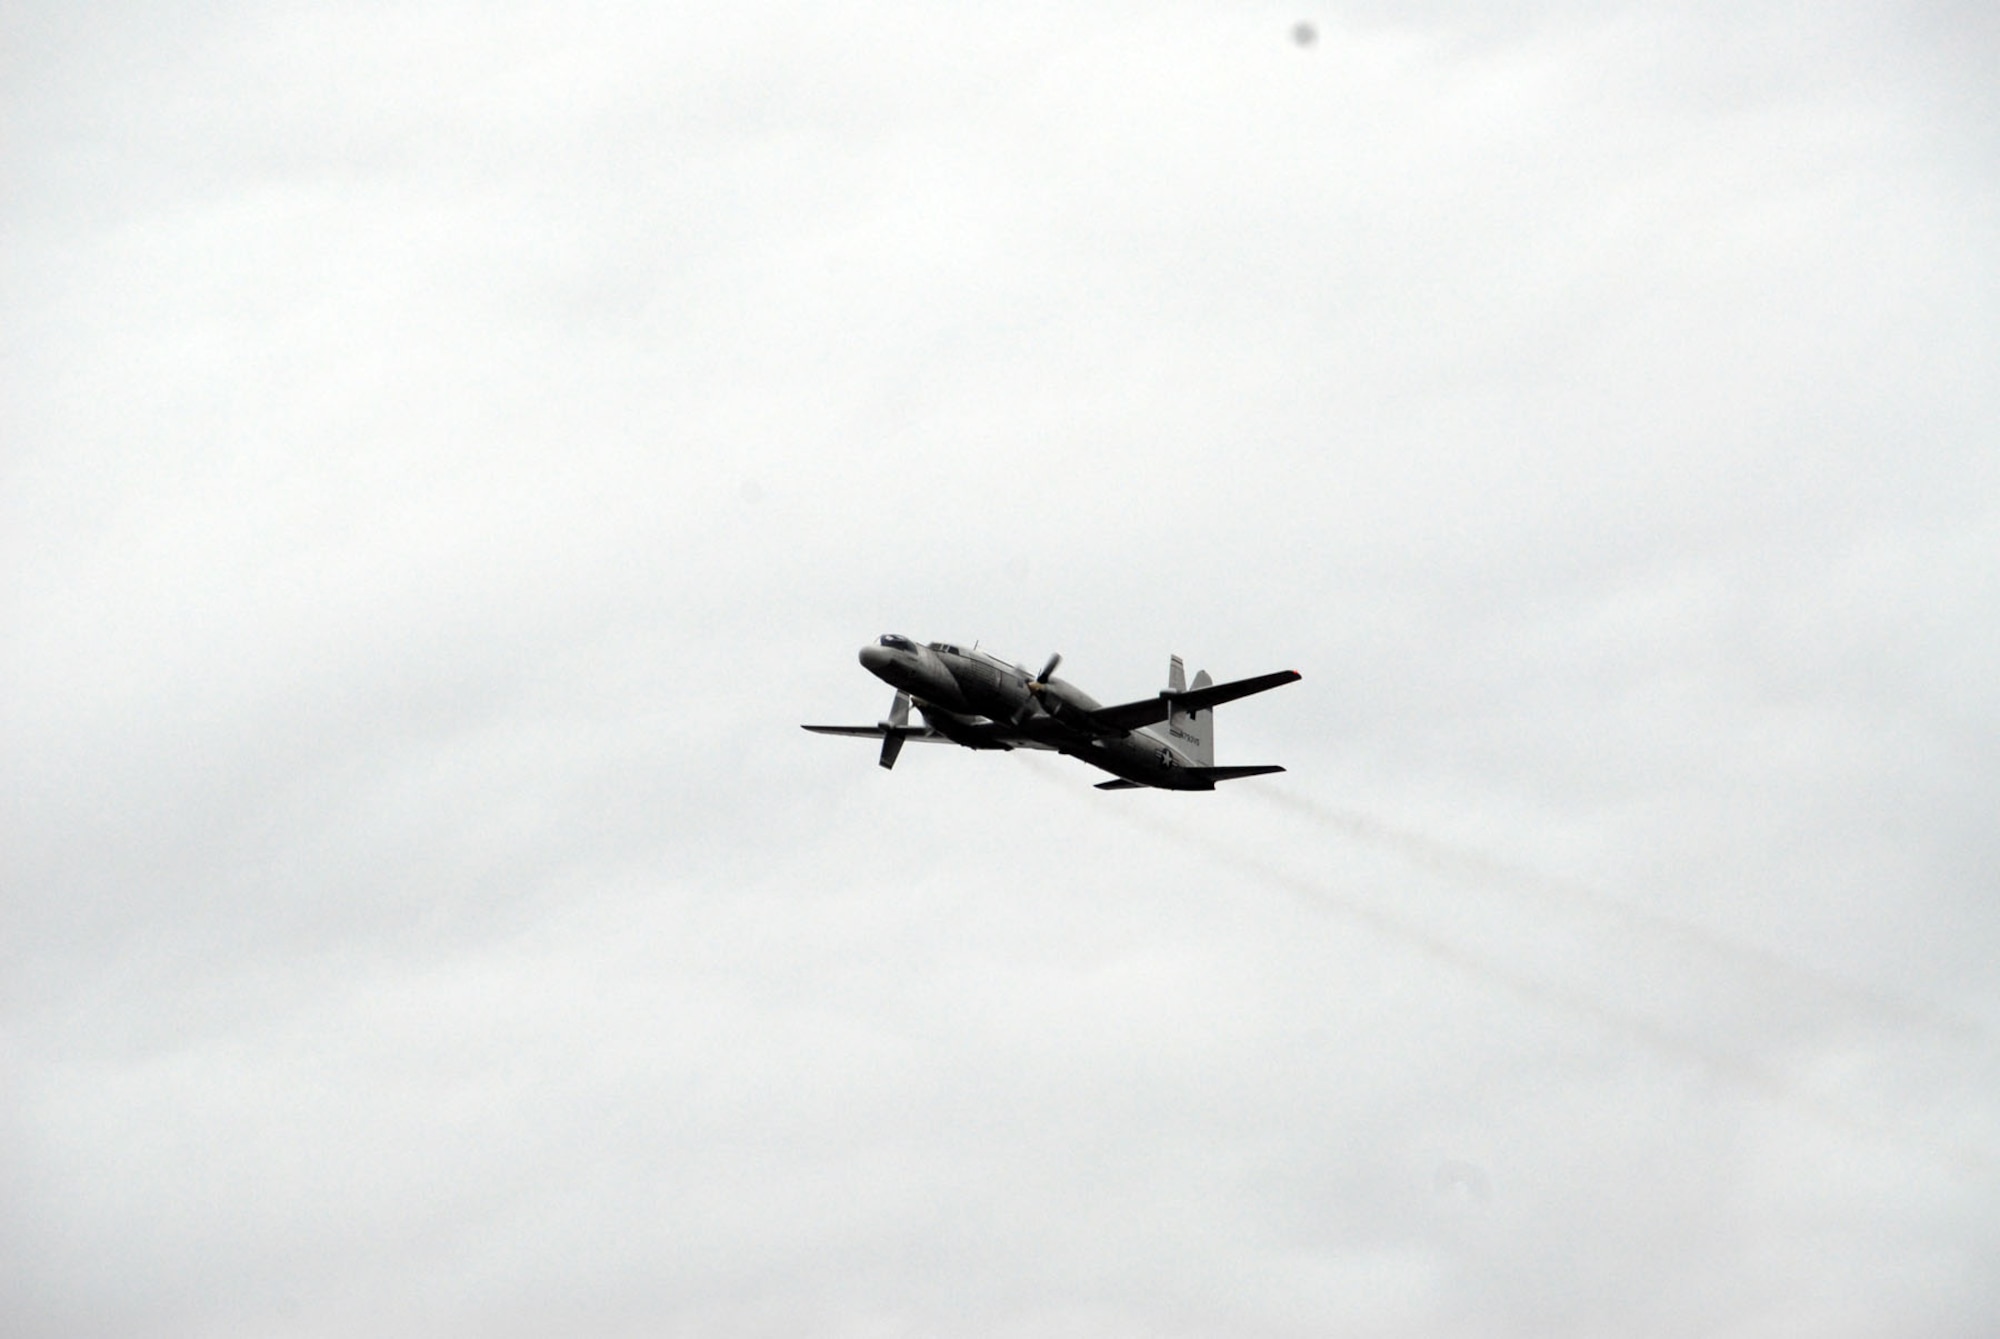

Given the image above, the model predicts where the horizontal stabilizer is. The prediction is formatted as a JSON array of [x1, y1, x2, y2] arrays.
[[1189, 764, 1285, 783], [1094, 778, 1147, 790], [1091, 668, 1302, 733]]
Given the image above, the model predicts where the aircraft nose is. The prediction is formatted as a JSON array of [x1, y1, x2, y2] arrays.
[[859, 644, 893, 675]]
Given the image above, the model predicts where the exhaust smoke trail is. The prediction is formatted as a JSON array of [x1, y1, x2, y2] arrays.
[[1176, 804, 1987, 1175], [1016, 759, 1991, 1176], [1248, 787, 1992, 1049]]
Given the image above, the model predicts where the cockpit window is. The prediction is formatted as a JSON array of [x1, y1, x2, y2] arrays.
[[928, 642, 960, 656], [879, 634, 915, 651]]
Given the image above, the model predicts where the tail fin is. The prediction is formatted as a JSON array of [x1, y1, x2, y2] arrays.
[[1166, 660, 1214, 765]]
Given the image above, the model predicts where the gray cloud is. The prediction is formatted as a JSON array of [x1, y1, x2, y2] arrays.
[[5, 2, 1996, 1335]]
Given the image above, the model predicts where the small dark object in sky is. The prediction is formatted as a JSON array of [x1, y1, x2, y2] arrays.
[[1434, 1159, 1492, 1205], [1292, 21, 1317, 47]]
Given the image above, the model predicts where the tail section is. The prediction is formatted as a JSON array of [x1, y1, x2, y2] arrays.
[[1165, 657, 1214, 765]]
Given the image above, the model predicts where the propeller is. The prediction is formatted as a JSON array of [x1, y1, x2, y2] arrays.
[[878, 690, 912, 769], [1016, 652, 1065, 725]]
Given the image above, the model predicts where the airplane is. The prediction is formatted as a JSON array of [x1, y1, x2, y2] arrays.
[[804, 635, 1300, 790]]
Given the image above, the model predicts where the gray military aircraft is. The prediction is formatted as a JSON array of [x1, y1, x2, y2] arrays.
[[804, 635, 1300, 790]]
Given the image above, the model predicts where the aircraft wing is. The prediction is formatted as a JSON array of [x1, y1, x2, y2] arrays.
[[1089, 669, 1302, 734], [802, 722, 1042, 751], [803, 720, 967, 770], [801, 724, 951, 742]]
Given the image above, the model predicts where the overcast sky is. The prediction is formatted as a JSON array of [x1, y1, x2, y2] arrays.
[[5, 2, 1997, 1335]]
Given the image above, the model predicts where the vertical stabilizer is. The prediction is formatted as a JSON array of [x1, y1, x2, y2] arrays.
[[1167, 665, 1214, 765], [1167, 655, 1186, 694]]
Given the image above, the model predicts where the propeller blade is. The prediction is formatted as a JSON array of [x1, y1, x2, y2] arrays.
[[876, 690, 913, 767], [1017, 653, 1063, 726]]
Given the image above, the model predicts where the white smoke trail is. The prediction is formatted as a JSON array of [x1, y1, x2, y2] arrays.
[[1019, 758, 1992, 1176], [1249, 787, 1993, 1049]]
